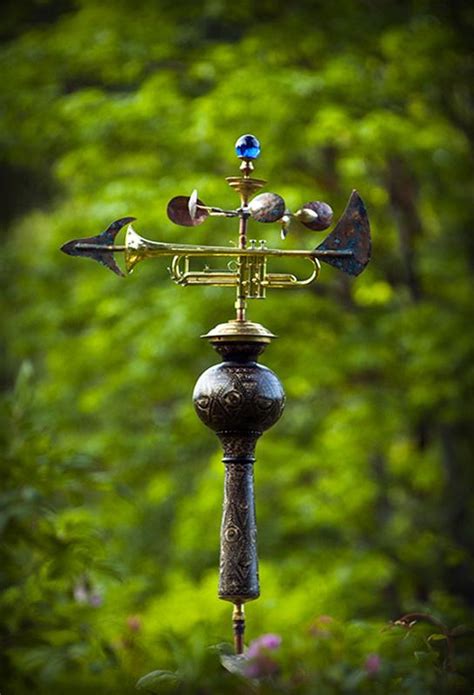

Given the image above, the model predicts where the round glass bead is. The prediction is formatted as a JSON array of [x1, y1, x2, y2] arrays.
[[235, 134, 261, 159]]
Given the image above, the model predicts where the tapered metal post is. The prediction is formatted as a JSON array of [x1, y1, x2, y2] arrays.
[[193, 320, 285, 652]]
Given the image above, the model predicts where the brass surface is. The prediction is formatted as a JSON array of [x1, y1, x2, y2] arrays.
[[225, 176, 266, 199], [169, 253, 320, 296], [201, 320, 277, 343], [232, 603, 245, 655], [125, 226, 341, 265]]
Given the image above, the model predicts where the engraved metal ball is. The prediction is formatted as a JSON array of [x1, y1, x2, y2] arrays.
[[193, 361, 285, 434]]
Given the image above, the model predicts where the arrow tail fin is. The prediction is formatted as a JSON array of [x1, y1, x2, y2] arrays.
[[315, 191, 371, 276]]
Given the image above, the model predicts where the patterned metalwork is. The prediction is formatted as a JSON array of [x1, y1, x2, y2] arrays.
[[219, 462, 259, 602], [193, 335, 285, 611]]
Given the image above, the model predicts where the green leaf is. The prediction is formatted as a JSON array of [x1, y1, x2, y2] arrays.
[[209, 642, 234, 656], [427, 633, 447, 642], [136, 669, 180, 693], [414, 651, 438, 664], [219, 654, 249, 676]]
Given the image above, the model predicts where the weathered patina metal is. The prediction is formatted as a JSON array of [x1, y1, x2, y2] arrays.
[[315, 190, 371, 276], [61, 216, 135, 277]]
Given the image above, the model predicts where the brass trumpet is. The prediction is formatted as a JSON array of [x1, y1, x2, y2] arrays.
[[126, 226, 322, 299], [62, 190, 371, 305]]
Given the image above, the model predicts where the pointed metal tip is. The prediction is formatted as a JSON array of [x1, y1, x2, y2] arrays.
[[60, 240, 77, 256], [60, 216, 135, 276]]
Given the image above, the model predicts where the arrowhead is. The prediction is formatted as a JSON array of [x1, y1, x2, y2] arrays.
[[60, 217, 136, 276]]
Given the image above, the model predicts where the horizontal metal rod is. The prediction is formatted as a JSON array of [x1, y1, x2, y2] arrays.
[[74, 242, 353, 259], [75, 244, 127, 251]]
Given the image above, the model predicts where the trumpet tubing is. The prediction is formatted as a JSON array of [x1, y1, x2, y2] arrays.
[[122, 214, 363, 299], [125, 225, 277, 272], [125, 226, 346, 264], [169, 253, 320, 299]]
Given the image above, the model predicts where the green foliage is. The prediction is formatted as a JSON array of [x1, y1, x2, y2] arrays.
[[136, 619, 473, 694], [1, 0, 473, 692]]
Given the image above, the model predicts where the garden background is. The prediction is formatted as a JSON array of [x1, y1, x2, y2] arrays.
[[1, 0, 473, 692]]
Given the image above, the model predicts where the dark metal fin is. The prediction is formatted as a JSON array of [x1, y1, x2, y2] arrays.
[[315, 191, 371, 276], [60, 217, 135, 277]]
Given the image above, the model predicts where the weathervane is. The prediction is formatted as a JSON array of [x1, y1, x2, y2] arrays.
[[61, 134, 371, 654]]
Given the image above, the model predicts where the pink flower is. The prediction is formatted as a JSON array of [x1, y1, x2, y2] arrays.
[[364, 653, 381, 675], [244, 633, 282, 679], [247, 633, 282, 657], [244, 655, 279, 679]]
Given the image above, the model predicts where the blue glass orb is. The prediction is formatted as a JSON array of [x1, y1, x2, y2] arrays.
[[235, 134, 261, 160]]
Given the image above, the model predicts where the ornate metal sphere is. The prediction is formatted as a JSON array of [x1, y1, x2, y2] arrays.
[[193, 360, 285, 434]]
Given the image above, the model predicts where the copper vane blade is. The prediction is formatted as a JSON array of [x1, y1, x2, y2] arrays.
[[315, 191, 371, 276]]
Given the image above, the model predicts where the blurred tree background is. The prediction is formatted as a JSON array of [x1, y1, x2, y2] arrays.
[[1, 0, 473, 692]]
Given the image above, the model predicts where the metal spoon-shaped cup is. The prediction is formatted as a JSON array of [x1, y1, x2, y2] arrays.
[[296, 201, 333, 231], [167, 195, 209, 227]]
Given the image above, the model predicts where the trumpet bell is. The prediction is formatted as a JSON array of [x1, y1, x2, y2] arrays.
[[125, 225, 147, 273], [125, 225, 185, 273]]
